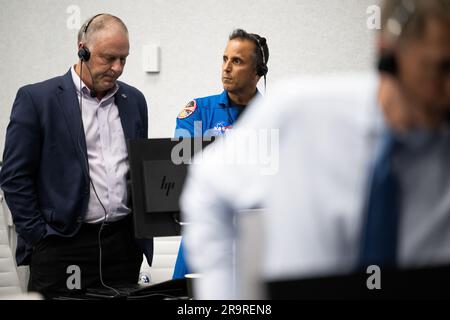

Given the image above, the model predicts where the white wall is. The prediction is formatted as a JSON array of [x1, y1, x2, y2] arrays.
[[0, 0, 379, 151]]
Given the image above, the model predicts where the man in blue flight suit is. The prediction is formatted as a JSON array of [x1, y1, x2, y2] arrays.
[[173, 28, 269, 279]]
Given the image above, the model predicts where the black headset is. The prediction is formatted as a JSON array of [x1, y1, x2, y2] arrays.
[[250, 34, 269, 77], [78, 14, 104, 62], [377, 53, 398, 75], [78, 14, 105, 97], [377, 0, 416, 76]]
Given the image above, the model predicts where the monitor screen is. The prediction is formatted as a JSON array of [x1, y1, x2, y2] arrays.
[[128, 138, 213, 238]]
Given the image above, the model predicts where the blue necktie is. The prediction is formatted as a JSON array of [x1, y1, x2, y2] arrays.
[[359, 133, 400, 269]]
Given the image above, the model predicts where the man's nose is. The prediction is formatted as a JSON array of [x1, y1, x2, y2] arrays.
[[223, 60, 231, 72], [111, 58, 125, 73]]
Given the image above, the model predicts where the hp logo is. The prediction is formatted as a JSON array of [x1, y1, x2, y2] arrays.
[[161, 176, 175, 196]]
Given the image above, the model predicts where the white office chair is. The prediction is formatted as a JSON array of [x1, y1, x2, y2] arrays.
[[235, 208, 268, 299], [0, 192, 22, 295], [139, 236, 181, 285], [0, 192, 41, 300]]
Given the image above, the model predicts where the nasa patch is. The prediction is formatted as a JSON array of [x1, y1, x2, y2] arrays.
[[177, 100, 197, 119], [213, 122, 233, 135]]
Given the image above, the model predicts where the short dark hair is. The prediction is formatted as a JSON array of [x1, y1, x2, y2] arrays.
[[381, 0, 450, 43], [229, 28, 269, 74]]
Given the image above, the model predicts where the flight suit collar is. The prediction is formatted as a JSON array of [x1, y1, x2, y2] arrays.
[[219, 89, 262, 108]]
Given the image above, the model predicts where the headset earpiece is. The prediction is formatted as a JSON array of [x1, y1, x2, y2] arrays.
[[257, 64, 268, 77], [377, 52, 397, 76], [78, 45, 91, 62], [252, 35, 268, 77], [78, 14, 104, 62], [258, 37, 266, 47]]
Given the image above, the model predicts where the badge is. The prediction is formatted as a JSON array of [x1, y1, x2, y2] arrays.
[[177, 100, 197, 119], [212, 122, 233, 135]]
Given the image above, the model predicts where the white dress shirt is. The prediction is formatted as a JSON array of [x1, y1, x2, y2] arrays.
[[71, 67, 130, 223], [181, 73, 450, 299]]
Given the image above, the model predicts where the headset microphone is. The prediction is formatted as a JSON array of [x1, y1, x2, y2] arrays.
[[78, 45, 97, 98], [79, 56, 98, 98]]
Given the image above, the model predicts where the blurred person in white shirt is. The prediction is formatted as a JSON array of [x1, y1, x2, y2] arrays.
[[180, 0, 450, 299]]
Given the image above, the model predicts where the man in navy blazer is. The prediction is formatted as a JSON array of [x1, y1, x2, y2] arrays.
[[0, 14, 152, 297]]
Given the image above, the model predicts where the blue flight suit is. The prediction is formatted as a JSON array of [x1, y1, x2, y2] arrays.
[[172, 90, 259, 279], [175, 90, 248, 138]]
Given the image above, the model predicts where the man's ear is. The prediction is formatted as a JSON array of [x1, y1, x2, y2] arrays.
[[377, 35, 391, 56]]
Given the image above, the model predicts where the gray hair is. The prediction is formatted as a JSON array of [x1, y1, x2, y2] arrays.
[[77, 13, 128, 45]]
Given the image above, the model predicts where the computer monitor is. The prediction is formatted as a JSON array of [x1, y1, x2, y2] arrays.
[[128, 138, 213, 238], [266, 264, 450, 299]]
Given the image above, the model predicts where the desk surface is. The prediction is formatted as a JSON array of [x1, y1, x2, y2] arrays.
[[54, 278, 188, 300]]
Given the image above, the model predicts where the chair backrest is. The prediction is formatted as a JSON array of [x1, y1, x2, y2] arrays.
[[139, 236, 181, 285], [0, 191, 22, 295], [236, 208, 268, 299]]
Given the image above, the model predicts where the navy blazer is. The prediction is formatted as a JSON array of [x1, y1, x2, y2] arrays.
[[0, 69, 152, 266]]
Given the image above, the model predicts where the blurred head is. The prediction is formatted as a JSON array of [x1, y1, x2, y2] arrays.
[[379, 0, 450, 118], [222, 29, 269, 99], [77, 14, 129, 95]]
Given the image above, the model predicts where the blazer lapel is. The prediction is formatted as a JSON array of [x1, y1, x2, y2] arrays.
[[115, 88, 135, 140], [57, 70, 89, 176]]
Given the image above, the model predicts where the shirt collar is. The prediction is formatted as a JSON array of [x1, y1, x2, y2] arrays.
[[70, 65, 119, 101], [219, 90, 230, 107]]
